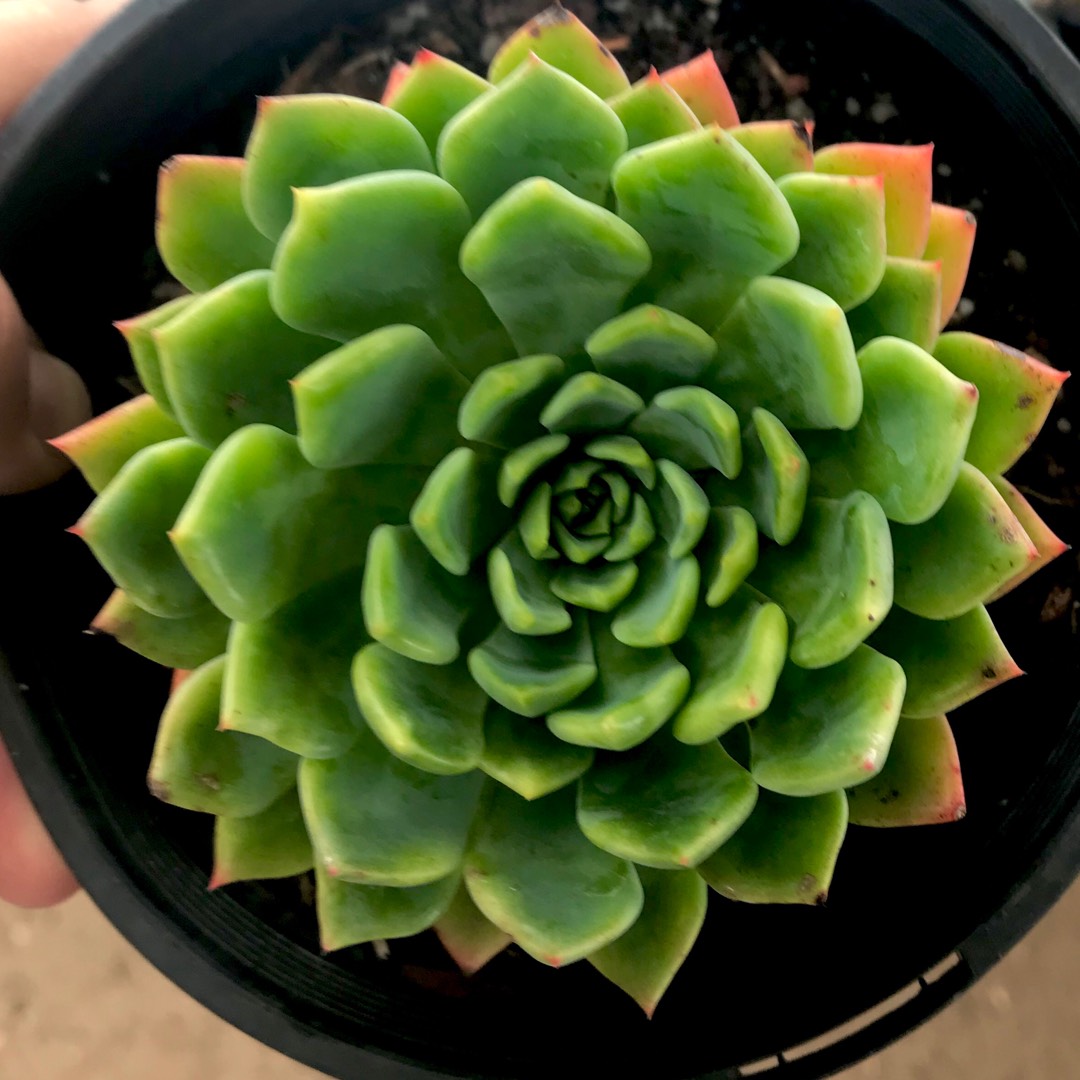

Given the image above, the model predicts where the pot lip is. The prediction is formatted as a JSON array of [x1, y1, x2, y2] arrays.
[[1, 1, 1079, 1079]]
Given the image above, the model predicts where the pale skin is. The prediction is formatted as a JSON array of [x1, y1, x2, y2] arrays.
[[0, 0, 131, 907]]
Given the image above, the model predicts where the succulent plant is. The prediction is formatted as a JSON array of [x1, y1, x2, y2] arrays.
[[54, 4, 1068, 1014]]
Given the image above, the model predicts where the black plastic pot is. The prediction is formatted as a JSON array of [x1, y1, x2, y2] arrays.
[[1, 1, 1078, 1077]]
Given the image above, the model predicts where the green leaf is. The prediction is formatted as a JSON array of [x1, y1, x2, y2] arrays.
[[147, 656, 297, 816], [697, 505, 758, 607], [671, 586, 788, 744], [223, 571, 366, 759], [114, 297, 197, 415], [589, 867, 706, 1017], [316, 865, 457, 953], [352, 645, 487, 775], [498, 433, 569, 508], [604, 494, 657, 562], [411, 448, 509, 576], [243, 94, 433, 240], [613, 127, 799, 327], [293, 325, 467, 469], [488, 5, 631, 99], [156, 156, 275, 292], [805, 337, 978, 525], [363, 525, 479, 665], [699, 789, 848, 904], [441, 57, 627, 218], [488, 531, 571, 636], [458, 354, 566, 448], [608, 70, 701, 151], [585, 434, 656, 489], [752, 492, 894, 669], [548, 619, 690, 750], [461, 178, 650, 357], [847, 715, 966, 827], [585, 304, 717, 399], [465, 785, 643, 967], [550, 561, 639, 612], [578, 733, 758, 869], [212, 788, 313, 888], [300, 719, 483, 885], [776, 173, 886, 311], [729, 119, 814, 180], [272, 172, 512, 377], [76, 438, 210, 618], [933, 332, 1069, 474], [611, 549, 700, 648], [468, 615, 597, 718], [846, 256, 942, 353], [869, 605, 1022, 718], [434, 881, 512, 975], [519, 483, 556, 560], [51, 394, 185, 492], [539, 371, 645, 434], [91, 589, 229, 671], [891, 462, 1037, 620], [173, 425, 426, 622], [481, 705, 595, 800], [709, 276, 862, 431], [749, 646, 906, 797], [155, 270, 331, 447], [648, 459, 710, 558], [629, 386, 741, 477]]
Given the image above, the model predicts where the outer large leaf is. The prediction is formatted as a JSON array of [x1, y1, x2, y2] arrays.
[[731, 120, 814, 180], [846, 257, 942, 353], [300, 719, 483, 886], [211, 788, 314, 888], [924, 203, 976, 328], [113, 296, 196, 415], [464, 785, 643, 967], [660, 52, 739, 128], [987, 476, 1069, 600], [697, 505, 759, 607], [609, 70, 701, 151], [435, 882, 512, 975]]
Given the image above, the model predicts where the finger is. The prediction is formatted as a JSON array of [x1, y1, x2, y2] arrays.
[[0, 737, 79, 907], [0, 0, 132, 127]]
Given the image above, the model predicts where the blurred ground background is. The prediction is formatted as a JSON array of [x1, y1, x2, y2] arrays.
[[2, 880, 1079, 1078]]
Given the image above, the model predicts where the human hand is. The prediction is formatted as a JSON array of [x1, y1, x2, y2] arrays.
[[0, 0, 132, 907]]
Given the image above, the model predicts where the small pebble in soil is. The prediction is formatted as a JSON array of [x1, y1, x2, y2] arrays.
[[1058, 417, 1073, 434], [1041, 584, 1073, 622], [1006, 249, 1029, 273]]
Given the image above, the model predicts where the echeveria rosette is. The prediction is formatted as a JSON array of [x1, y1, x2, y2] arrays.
[[53, 5, 1070, 1016]]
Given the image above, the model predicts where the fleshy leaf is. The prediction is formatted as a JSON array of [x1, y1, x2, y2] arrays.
[[75, 438, 210, 618], [92, 589, 229, 671], [805, 337, 978, 525], [585, 434, 657, 490], [814, 142, 933, 257], [243, 94, 433, 239], [753, 492, 894, 668], [613, 127, 799, 327], [933, 332, 1069, 474], [987, 476, 1069, 600], [352, 645, 487, 775], [697, 505, 759, 607], [520, 483, 556, 559], [630, 387, 741, 477], [586, 305, 717, 399], [294, 325, 466, 469], [435, 882, 513, 975], [647, 460, 710, 558], [710, 276, 862, 430], [845, 256, 942, 353], [488, 4, 630, 99], [499, 433, 570, 508], [776, 172, 887, 311], [299, 718, 483, 884], [749, 646, 906, 797], [386, 50, 491, 155], [611, 549, 700, 648], [589, 867, 706, 1018], [363, 525, 479, 664], [50, 394, 184, 493], [381, 62, 411, 105], [464, 785, 643, 967], [440, 57, 627, 217], [316, 866, 457, 953], [730, 120, 814, 180], [469, 615, 597, 718], [924, 203, 976, 328], [488, 530, 571, 636], [481, 704, 595, 799], [223, 570, 366, 759], [458, 354, 566, 449], [603, 498, 654, 562], [892, 462, 1037, 619], [156, 156, 274, 292], [609, 69, 701, 151], [699, 789, 848, 904], [870, 605, 1022, 718], [659, 52, 739, 127], [550, 561, 639, 612], [847, 715, 966, 827], [578, 733, 758, 869], [540, 371, 645, 434], [672, 586, 788, 744], [113, 296, 196, 415], [173, 425, 425, 621], [461, 178, 650, 358], [147, 656, 296, 816], [548, 619, 690, 750], [211, 788, 313, 888], [272, 172, 511, 377], [155, 269, 331, 447]]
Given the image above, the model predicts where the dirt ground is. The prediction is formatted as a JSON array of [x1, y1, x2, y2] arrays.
[[1, 881, 1078, 1079]]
